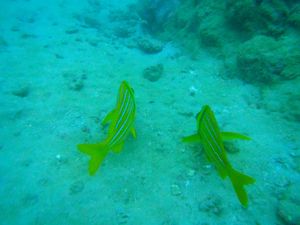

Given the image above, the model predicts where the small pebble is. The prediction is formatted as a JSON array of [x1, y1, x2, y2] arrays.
[[189, 86, 198, 96], [56, 154, 61, 160]]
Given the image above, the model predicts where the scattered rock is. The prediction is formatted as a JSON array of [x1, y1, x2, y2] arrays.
[[198, 194, 223, 216], [86, 38, 99, 47], [0, 36, 7, 46], [20, 33, 36, 39], [276, 183, 300, 225], [114, 24, 135, 38], [37, 178, 49, 187], [20, 159, 32, 167], [277, 199, 300, 225], [224, 142, 240, 154], [116, 207, 129, 225], [143, 64, 164, 82], [63, 71, 86, 91], [137, 38, 163, 54], [21, 193, 39, 207], [170, 184, 182, 196], [202, 164, 213, 175], [75, 15, 101, 30], [12, 85, 30, 97], [55, 53, 64, 59], [69, 181, 85, 195], [81, 125, 90, 133], [65, 28, 79, 34], [187, 169, 196, 177]]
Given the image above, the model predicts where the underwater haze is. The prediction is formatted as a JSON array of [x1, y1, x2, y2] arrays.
[[0, 0, 300, 224]]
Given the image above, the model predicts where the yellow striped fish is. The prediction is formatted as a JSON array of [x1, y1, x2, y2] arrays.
[[78, 81, 136, 175], [182, 105, 255, 207]]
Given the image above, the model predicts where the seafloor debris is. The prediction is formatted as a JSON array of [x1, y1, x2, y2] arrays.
[[143, 64, 164, 82]]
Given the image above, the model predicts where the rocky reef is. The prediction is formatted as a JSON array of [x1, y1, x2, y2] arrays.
[[138, 0, 300, 84]]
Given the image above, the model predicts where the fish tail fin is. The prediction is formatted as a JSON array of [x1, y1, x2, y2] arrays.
[[229, 168, 255, 207], [77, 142, 109, 175]]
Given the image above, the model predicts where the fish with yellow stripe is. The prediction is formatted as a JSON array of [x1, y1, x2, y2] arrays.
[[78, 81, 136, 175], [182, 105, 255, 207]]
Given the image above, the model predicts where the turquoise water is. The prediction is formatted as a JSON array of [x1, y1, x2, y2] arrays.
[[0, 0, 299, 224]]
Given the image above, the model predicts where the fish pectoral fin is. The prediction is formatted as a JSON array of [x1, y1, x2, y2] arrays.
[[221, 131, 251, 141], [112, 142, 124, 153], [101, 109, 116, 126], [130, 127, 137, 138], [182, 134, 201, 143]]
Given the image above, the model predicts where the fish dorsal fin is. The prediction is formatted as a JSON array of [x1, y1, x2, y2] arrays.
[[131, 127, 137, 138], [101, 109, 116, 126], [112, 142, 124, 153], [182, 134, 201, 143], [221, 132, 251, 141]]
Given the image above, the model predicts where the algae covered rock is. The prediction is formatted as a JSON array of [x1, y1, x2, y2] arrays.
[[137, 0, 180, 33], [225, 0, 289, 36], [236, 35, 300, 84], [237, 35, 283, 84], [288, 4, 300, 29]]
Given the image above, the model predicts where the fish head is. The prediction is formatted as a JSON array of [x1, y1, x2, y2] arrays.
[[120, 80, 135, 96]]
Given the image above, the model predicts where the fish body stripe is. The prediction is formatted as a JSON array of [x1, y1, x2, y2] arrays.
[[108, 88, 135, 147], [109, 100, 134, 147], [115, 90, 129, 130], [200, 114, 226, 168]]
